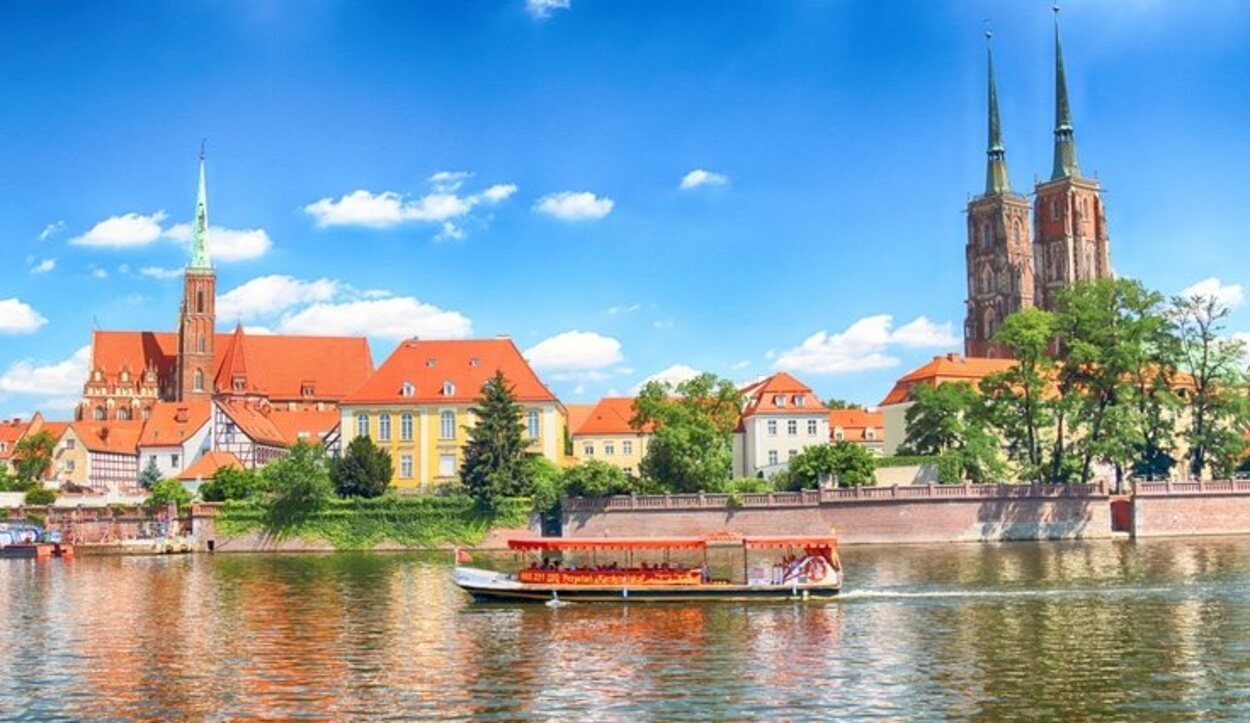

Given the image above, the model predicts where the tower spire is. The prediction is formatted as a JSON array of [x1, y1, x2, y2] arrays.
[[984, 29, 1010, 195], [1050, 5, 1081, 180], [189, 141, 212, 271]]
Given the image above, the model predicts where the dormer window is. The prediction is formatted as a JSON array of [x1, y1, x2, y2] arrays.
[[120, 370, 129, 383], [400, 381, 415, 398], [469, 358, 481, 368], [425, 358, 437, 368], [793, 395, 804, 407], [773, 394, 786, 408], [866, 428, 876, 441], [93, 370, 103, 382], [442, 381, 456, 396], [233, 375, 246, 392], [301, 382, 315, 398]]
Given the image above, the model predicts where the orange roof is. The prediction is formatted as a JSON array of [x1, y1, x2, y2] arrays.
[[216, 399, 286, 447], [880, 354, 1016, 406], [828, 408, 884, 443], [37, 421, 70, 443], [344, 338, 558, 405], [90, 328, 373, 402], [216, 400, 340, 448], [68, 420, 145, 455], [0, 418, 31, 459], [178, 451, 243, 481], [573, 397, 654, 436], [138, 401, 210, 447], [565, 404, 596, 436], [739, 372, 826, 421]]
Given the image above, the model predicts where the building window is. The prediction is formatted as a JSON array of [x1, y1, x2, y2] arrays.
[[787, 420, 798, 436], [583, 443, 594, 458], [623, 467, 632, 476], [193, 369, 204, 392], [356, 413, 369, 438], [438, 454, 456, 477], [94, 407, 105, 421], [378, 413, 392, 441], [834, 429, 845, 441], [400, 413, 413, 441], [866, 428, 876, 441], [233, 375, 246, 392], [197, 335, 206, 354], [527, 409, 541, 439], [767, 420, 777, 436], [789, 449, 797, 461], [171, 454, 180, 468], [301, 383, 315, 398], [773, 395, 786, 408], [795, 395, 806, 407], [117, 408, 131, 421], [196, 290, 205, 313], [622, 440, 633, 456], [66, 460, 75, 472], [400, 381, 415, 398], [605, 442, 615, 456], [400, 454, 413, 479], [807, 420, 818, 436], [440, 410, 456, 440], [767, 450, 779, 466], [442, 381, 455, 396]]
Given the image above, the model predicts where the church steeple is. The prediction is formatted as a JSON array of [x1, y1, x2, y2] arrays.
[[984, 31, 1011, 195], [1050, 6, 1081, 180], [189, 142, 211, 271]]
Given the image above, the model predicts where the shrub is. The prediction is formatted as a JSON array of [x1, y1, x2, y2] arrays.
[[263, 442, 333, 529], [200, 466, 265, 502], [937, 454, 963, 484], [330, 436, 393, 498], [24, 487, 56, 506], [148, 479, 192, 512]]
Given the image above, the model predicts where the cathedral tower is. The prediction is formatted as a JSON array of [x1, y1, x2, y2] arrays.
[[964, 33, 1034, 358], [177, 149, 216, 403], [1032, 8, 1111, 311]]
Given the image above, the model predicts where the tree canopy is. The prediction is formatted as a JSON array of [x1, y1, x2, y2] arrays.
[[632, 372, 742, 493], [461, 370, 534, 509], [331, 435, 393, 498]]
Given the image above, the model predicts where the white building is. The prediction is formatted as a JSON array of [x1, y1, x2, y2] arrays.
[[732, 373, 830, 478]]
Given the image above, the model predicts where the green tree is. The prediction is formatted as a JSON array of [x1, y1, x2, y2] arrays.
[[786, 442, 876, 489], [1173, 293, 1250, 479], [824, 398, 865, 411], [633, 372, 742, 493], [147, 479, 192, 512], [0, 465, 16, 492], [138, 457, 163, 490], [461, 371, 532, 510], [12, 431, 55, 487], [561, 460, 637, 497], [982, 308, 1056, 482], [199, 466, 264, 502], [263, 442, 333, 527], [24, 487, 57, 506], [331, 435, 393, 498], [904, 383, 1002, 483]]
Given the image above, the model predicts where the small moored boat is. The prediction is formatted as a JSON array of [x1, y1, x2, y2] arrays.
[[455, 534, 841, 603]]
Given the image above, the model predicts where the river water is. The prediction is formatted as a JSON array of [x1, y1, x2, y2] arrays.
[[1, 538, 1248, 720]]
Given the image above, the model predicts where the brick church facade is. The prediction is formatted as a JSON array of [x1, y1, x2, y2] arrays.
[[964, 12, 1112, 358]]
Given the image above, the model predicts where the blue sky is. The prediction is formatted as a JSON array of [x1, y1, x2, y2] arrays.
[[2, 0, 1250, 418]]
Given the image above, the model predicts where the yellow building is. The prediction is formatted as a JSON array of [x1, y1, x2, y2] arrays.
[[52, 421, 143, 493], [569, 397, 653, 477], [340, 338, 566, 490]]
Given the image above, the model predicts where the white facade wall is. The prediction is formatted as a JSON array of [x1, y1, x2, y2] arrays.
[[138, 422, 211, 479], [733, 413, 830, 478], [881, 402, 912, 455]]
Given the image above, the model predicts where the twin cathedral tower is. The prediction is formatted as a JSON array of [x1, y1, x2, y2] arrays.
[[964, 10, 1111, 358]]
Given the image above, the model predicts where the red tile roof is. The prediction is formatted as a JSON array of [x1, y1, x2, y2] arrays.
[[90, 328, 374, 402], [565, 404, 596, 435], [68, 420, 145, 455], [344, 338, 558, 405], [739, 372, 826, 420], [138, 401, 211, 447], [216, 399, 286, 447], [178, 451, 243, 481], [879, 354, 1016, 406], [216, 400, 340, 448], [573, 397, 654, 436], [828, 409, 884, 443], [0, 418, 31, 460]]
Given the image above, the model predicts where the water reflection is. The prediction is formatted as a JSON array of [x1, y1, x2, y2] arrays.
[[0, 539, 1247, 719]]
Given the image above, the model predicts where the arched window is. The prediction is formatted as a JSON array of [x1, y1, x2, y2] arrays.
[[527, 409, 540, 439], [117, 407, 131, 421], [400, 412, 414, 441], [196, 290, 205, 313], [378, 413, 392, 441], [94, 406, 105, 421], [193, 368, 204, 392], [1012, 219, 1022, 245], [356, 413, 369, 438], [440, 410, 456, 440], [197, 334, 206, 354]]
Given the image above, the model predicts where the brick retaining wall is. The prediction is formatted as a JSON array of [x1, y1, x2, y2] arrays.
[[563, 483, 1113, 544], [1132, 480, 1250, 538]]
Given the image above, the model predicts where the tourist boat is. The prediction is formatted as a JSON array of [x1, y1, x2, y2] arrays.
[[0, 522, 74, 560], [454, 534, 841, 603]]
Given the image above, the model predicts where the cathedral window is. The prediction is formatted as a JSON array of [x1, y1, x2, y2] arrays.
[[196, 290, 205, 313], [197, 335, 206, 354], [193, 369, 204, 392], [117, 408, 131, 421]]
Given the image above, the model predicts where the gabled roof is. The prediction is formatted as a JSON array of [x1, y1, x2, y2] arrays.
[[0, 418, 32, 459], [138, 401, 211, 448], [90, 328, 374, 401], [178, 451, 242, 481], [67, 421, 145, 455], [879, 354, 1016, 406], [565, 404, 596, 435], [573, 397, 654, 436], [739, 372, 826, 420], [828, 408, 884, 443], [216, 400, 340, 448], [343, 338, 559, 405], [216, 399, 286, 447]]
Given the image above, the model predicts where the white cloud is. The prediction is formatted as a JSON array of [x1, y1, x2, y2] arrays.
[[217, 275, 340, 321], [482, 184, 518, 203], [38, 221, 65, 241], [524, 331, 624, 371], [0, 299, 48, 334], [90, 267, 108, 280], [165, 223, 272, 261], [139, 266, 183, 280], [30, 259, 55, 274], [1181, 277, 1244, 309], [774, 314, 959, 375], [0, 346, 90, 395], [608, 303, 641, 315], [731, 360, 750, 371], [278, 297, 472, 340], [534, 191, 614, 221], [635, 364, 701, 391], [527, 0, 570, 18], [435, 222, 466, 243], [680, 169, 729, 190], [70, 210, 168, 248], [429, 171, 472, 192], [303, 175, 516, 238]]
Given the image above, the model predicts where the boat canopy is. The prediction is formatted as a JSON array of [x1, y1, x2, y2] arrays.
[[507, 537, 707, 551], [741, 536, 838, 550]]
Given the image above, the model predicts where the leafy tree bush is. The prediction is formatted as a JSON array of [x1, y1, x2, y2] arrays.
[[825, 398, 865, 410], [24, 487, 57, 506], [199, 466, 264, 502], [785, 442, 877, 489], [147, 479, 192, 512], [725, 477, 773, 494], [263, 442, 333, 529], [331, 435, 393, 498], [633, 372, 742, 493], [461, 371, 533, 510], [138, 457, 163, 490], [12, 431, 55, 488], [561, 460, 636, 498]]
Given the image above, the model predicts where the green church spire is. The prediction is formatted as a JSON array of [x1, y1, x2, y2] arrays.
[[984, 31, 1011, 195], [189, 142, 212, 271], [1050, 6, 1081, 180]]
